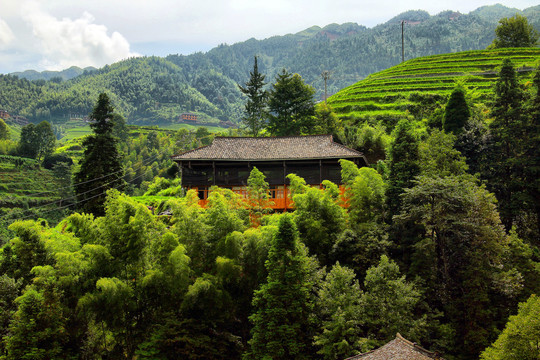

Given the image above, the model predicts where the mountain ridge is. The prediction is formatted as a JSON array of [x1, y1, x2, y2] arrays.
[[1, 4, 538, 125]]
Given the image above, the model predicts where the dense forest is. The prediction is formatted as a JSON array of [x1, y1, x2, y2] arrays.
[[0, 4, 539, 125], [0, 50, 539, 359], [0, 8, 539, 360]]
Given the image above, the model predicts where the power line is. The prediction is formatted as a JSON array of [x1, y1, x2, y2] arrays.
[[0, 152, 161, 222], [3, 159, 161, 223], [0, 152, 162, 200], [0, 129, 219, 223]]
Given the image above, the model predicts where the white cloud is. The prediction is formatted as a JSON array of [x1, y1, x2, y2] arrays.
[[21, 1, 139, 70], [0, 17, 15, 48]]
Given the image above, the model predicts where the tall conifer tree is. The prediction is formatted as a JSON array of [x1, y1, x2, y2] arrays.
[[523, 66, 540, 239], [239, 56, 267, 137], [246, 214, 314, 360], [443, 87, 470, 135], [487, 59, 525, 230], [386, 119, 420, 219], [74, 93, 124, 216]]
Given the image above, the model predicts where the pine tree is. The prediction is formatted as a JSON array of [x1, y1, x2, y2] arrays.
[[524, 67, 540, 238], [74, 93, 124, 216], [487, 59, 526, 230], [443, 87, 470, 135], [246, 214, 314, 360], [386, 119, 420, 219], [239, 56, 268, 137], [267, 69, 316, 136]]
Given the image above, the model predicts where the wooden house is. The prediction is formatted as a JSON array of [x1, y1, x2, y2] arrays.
[[180, 113, 198, 124], [171, 135, 367, 210], [0, 109, 11, 119], [345, 333, 444, 360]]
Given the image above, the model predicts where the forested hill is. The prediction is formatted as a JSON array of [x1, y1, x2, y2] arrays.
[[1, 4, 539, 125]]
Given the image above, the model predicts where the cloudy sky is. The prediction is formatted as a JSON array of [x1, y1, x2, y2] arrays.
[[0, 0, 537, 74]]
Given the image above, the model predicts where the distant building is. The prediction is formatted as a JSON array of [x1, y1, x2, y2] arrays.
[[180, 113, 198, 123], [0, 109, 11, 119], [345, 333, 444, 360], [171, 135, 367, 210], [220, 120, 237, 128]]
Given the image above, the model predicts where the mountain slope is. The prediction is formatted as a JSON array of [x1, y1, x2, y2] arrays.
[[1, 4, 539, 125], [327, 47, 540, 123]]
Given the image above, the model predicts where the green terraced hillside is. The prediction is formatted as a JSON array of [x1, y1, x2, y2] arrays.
[[0, 157, 58, 205], [0, 156, 66, 233], [328, 48, 540, 122]]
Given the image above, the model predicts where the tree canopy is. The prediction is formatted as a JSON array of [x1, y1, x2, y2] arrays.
[[490, 14, 539, 48], [74, 93, 124, 216], [267, 69, 316, 136], [238, 56, 268, 137]]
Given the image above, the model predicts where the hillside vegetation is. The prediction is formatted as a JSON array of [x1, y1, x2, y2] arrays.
[[0, 156, 66, 239], [328, 47, 540, 122], [1, 5, 538, 125]]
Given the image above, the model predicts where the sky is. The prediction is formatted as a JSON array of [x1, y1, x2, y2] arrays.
[[0, 0, 538, 74]]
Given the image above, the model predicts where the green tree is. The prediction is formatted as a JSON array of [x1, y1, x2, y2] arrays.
[[352, 123, 390, 163], [247, 167, 272, 219], [0, 274, 21, 354], [111, 113, 129, 143], [481, 294, 540, 360], [489, 14, 539, 48], [246, 214, 314, 359], [524, 67, 540, 239], [267, 69, 316, 136], [0, 118, 9, 140], [5, 288, 67, 360], [334, 161, 389, 277], [419, 129, 468, 177], [74, 93, 124, 216], [395, 176, 518, 358], [443, 87, 470, 135], [386, 119, 420, 219], [239, 56, 268, 137], [287, 174, 347, 267], [314, 103, 341, 136], [18, 123, 37, 158], [360, 255, 421, 346], [487, 59, 526, 230], [4, 221, 51, 285], [17, 121, 55, 160], [34, 121, 56, 161], [314, 263, 363, 360]]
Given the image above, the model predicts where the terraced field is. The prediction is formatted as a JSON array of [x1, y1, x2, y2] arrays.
[[0, 156, 66, 241], [328, 48, 540, 122]]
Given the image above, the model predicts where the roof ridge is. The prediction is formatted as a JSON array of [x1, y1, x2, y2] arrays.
[[171, 135, 366, 162], [170, 143, 212, 158], [395, 333, 442, 359], [345, 334, 444, 360], [213, 134, 332, 140]]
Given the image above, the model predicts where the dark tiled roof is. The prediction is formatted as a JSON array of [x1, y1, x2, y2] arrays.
[[172, 135, 365, 161], [345, 334, 444, 360]]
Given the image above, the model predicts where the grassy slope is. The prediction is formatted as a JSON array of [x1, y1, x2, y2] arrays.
[[328, 48, 540, 121], [0, 157, 62, 218]]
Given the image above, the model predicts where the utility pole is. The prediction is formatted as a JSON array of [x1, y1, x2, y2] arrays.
[[321, 70, 331, 103], [401, 20, 405, 63]]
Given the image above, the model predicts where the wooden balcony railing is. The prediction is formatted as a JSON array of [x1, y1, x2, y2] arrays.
[[188, 184, 348, 211]]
